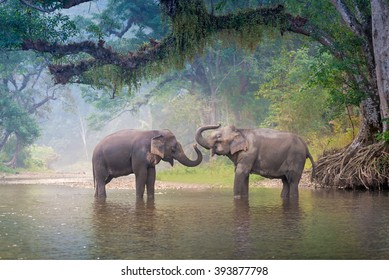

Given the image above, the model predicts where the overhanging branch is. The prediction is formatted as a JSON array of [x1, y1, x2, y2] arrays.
[[284, 14, 344, 59], [17, 0, 93, 11], [23, 37, 172, 84], [20, 1, 345, 85]]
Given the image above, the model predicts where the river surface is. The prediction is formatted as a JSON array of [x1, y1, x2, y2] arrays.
[[0, 184, 389, 260]]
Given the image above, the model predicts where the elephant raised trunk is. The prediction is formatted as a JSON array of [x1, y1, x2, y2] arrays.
[[195, 124, 221, 150], [173, 143, 203, 167]]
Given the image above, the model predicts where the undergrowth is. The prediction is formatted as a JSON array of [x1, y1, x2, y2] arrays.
[[0, 164, 18, 174]]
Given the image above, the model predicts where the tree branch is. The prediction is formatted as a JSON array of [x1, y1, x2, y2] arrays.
[[331, 0, 365, 38], [19, 1, 346, 86], [23, 37, 172, 84], [284, 14, 344, 59], [28, 90, 57, 114], [19, 0, 59, 12], [17, 0, 92, 12], [61, 0, 92, 9], [22, 39, 120, 61], [109, 18, 136, 38]]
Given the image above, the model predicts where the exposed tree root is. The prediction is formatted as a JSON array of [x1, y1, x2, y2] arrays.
[[315, 142, 389, 190]]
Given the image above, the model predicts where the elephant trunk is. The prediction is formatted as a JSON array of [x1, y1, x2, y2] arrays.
[[195, 124, 221, 149], [174, 143, 203, 167]]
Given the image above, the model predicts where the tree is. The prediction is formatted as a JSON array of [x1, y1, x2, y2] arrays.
[[0, 0, 80, 168], [2, 0, 389, 189], [0, 51, 58, 167], [258, 46, 332, 136], [155, 42, 269, 126]]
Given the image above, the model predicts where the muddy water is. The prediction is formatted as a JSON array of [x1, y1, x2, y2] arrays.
[[1, 184, 389, 259]]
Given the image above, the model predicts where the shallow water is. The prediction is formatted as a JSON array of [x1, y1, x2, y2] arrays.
[[1, 184, 389, 259]]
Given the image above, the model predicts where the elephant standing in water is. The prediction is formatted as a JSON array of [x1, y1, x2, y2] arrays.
[[93, 129, 202, 199], [195, 124, 316, 199]]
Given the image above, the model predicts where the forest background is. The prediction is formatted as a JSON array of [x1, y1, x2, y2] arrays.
[[0, 0, 387, 188]]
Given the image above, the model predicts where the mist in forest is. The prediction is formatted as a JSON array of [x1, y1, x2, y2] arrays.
[[1, 0, 349, 174], [36, 86, 155, 172]]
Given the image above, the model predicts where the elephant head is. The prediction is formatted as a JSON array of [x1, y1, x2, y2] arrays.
[[195, 124, 248, 156], [151, 130, 202, 167]]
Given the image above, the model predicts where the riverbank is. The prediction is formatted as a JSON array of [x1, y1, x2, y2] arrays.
[[0, 170, 315, 190], [0, 171, 212, 190]]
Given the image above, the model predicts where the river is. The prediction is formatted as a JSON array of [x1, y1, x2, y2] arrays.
[[0, 184, 389, 259]]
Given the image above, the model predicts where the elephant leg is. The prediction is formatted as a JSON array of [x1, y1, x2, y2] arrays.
[[233, 163, 250, 199], [146, 167, 156, 199], [94, 173, 107, 199], [288, 172, 302, 198], [289, 181, 299, 198], [134, 167, 148, 199], [281, 177, 290, 198]]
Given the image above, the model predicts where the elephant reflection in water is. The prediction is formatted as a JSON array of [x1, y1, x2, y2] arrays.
[[232, 198, 303, 259], [91, 199, 157, 258], [232, 199, 252, 258], [92, 129, 202, 200]]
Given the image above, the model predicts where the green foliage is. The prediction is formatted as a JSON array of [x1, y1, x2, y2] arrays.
[[24, 145, 59, 171], [0, 93, 40, 145], [257, 46, 333, 136], [85, 23, 104, 40], [74, 0, 285, 93], [376, 119, 389, 143], [376, 132, 389, 143], [376, 131, 389, 143], [310, 46, 367, 112], [0, 143, 57, 171], [68, 0, 168, 95], [0, 163, 17, 173], [285, 0, 372, 108], [96, 0, 165, 44], [0, 0, 77, 49], [0, 50, 57, 168]]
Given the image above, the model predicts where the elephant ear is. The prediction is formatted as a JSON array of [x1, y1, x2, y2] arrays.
[[151, 135, 165, 158], [230, 130, 248, 155]]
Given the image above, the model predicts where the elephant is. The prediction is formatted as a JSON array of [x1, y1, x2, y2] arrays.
[[195, 124, 316, 199], [92, 129, 202, 199]]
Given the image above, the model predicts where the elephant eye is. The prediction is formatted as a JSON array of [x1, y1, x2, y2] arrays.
[[216, 133, 222, 139]]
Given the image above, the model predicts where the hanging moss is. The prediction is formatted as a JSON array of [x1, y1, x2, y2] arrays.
[[80, 64, 141, 97]]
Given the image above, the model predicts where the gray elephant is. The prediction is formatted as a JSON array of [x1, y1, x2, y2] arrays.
[[92, 129, 202, 199], [195, 124, 316, 199]]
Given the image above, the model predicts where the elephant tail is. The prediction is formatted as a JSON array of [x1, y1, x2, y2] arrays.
[[307, 150, 316, 182]]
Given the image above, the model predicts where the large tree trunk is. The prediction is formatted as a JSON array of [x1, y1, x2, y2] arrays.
[[371, 0, 389, 132], [353, 95, 382, 147]]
